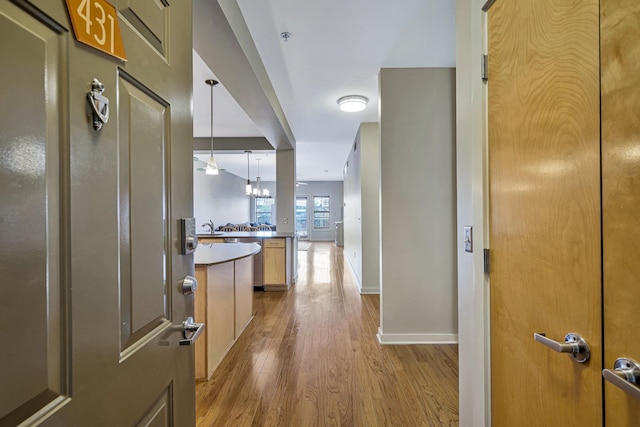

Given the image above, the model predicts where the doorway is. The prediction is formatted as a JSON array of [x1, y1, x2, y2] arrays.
[[296, 196, 309, 240]]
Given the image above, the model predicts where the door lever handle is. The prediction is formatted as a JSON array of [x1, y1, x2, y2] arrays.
[[603, 358, 640, 400], [533, 332, 590, 363], [179, 316, 205, 346]]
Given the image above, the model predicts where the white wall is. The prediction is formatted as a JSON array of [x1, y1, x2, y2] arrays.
[[379, 68, 458, 344], [295, 181, 344, 241], [456, 1, 490, 425], [343, 122, 380, 294], [193, 169, 251, 233]]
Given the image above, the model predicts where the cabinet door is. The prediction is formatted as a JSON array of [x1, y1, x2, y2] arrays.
[[263, 240, 286, 285], [234, 257, 254, 336]]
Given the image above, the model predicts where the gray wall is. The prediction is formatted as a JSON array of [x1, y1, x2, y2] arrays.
[[379, 68, 458, 343], [276, 149, 296, 233], [193, 169, 251, 233], [344, 123, 380, 294], [295, 181, 344, 241], [360, 123, 381, 294], [344, 131, 363, 288]]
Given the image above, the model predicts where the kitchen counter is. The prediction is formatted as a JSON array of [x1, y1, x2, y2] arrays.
[[194, 242, 261, 265], [197, 231, 296, 239], [197, 233, 298, 290]]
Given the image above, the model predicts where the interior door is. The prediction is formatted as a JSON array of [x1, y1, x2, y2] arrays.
[[0, 1, 195, 425], [601, 0, 640, 424], [487, 0, 602, 425]]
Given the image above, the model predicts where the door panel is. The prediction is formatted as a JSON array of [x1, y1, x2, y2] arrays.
[[1, 0, 194, 425], [488, 0, 601, 425], [0, 2, 69, 424], [136, 385, 173, 427], [119, 0, 168, 55], [118, 72, 171, 351], [601, 0, 640, 424]]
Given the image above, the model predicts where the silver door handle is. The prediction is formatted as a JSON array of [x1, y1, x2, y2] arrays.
[[603, 358, 640, 400], [179, 316, 205, 346], [533, 332, 590, 363]]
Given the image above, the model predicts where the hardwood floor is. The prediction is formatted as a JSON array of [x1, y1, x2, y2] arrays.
[[195, 242, 459, 426]]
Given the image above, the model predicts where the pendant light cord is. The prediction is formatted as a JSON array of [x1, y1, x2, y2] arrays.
[[210, 81, 214, 155], [205, 79, 219, 156]]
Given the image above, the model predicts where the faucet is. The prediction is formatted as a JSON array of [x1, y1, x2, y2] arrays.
[[202, 220, 215, 234]]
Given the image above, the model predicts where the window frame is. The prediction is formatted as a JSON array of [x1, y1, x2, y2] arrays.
[[313, 196, 330, 230], [255, 198, 274, 224]]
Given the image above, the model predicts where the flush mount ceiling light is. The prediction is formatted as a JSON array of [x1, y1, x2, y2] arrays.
[[337, 95, 368, 112], [205, 79, 219, 175]]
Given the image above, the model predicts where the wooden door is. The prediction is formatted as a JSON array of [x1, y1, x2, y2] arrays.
[[601, 0, 640, 424], [487, 0, 602, 425], [0, 1, 195, 425]]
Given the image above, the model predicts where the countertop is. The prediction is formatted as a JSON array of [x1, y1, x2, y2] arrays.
[[196, 231, 297, 239], [194, 242, 261, 266]]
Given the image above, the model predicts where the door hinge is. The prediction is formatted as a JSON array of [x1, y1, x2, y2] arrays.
[[481, 54, 489, 81], [483, 248, 490, 274]]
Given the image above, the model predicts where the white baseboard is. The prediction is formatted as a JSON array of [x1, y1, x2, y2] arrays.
[[377, 328, 458, 345], [344, 254, 380, 295], [344, 256, 362, 290]]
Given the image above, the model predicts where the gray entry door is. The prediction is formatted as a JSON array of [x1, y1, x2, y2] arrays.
[[0, 1, 195, 425]]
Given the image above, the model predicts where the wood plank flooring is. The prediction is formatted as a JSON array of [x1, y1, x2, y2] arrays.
[[195, 242, 459, 426]]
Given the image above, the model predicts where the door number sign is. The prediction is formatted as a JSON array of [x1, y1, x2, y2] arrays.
[[65, 0, 127, 61]]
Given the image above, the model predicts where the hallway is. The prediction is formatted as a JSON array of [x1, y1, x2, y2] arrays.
[[195, 242, 459, 426]]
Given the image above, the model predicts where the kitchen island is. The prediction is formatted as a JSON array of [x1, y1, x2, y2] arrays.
[[197, 231, 297, 291], [194, 242, 260, 381]]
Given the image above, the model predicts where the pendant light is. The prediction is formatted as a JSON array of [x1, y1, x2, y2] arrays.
[[253, 158, 270, 197], [245, 150, 253, 195], [205, 79, 219, 175]]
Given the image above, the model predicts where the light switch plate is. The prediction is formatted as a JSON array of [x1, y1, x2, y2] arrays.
[[464, 226, 473, 253]]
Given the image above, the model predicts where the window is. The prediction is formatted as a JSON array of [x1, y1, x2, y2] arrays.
[[313, 196, 330, 229], [255, 198, 274, 224], [295, 197, 308, 238]]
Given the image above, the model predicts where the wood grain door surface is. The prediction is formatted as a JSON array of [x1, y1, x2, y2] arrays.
[[488, 0, 602, 425], [0, 0, 194, 425], [601, 0, 640, 424], [490, 0, 640, 425]]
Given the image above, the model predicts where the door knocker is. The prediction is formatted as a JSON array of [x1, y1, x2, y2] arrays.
[[87, 78, 109, 131]]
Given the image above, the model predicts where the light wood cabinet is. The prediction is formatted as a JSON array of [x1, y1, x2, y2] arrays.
[[234, 257, 253, 336], [263, 238, 286, 287], [194, 256, 254, 381], [198, 237, 224, 244]]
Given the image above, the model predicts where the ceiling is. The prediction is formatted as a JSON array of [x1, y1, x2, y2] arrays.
[[192, 0, 456, 182]]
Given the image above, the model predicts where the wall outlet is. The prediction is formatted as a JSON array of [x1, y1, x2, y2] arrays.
[[283, 217, 288, 224], [464, 226, 473, 253]]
